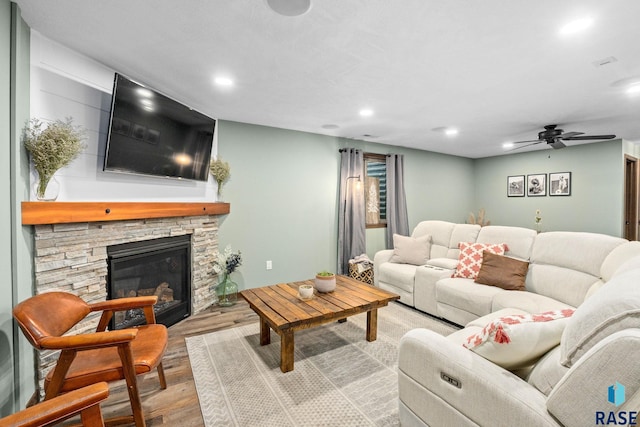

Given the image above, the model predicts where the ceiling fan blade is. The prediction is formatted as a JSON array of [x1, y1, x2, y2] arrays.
[[562, 134, 616, 140], [559, 131, 583, 138], [513, 139, 544, 145], [508, 141, 543, 151], [548, 139, 566, 149]]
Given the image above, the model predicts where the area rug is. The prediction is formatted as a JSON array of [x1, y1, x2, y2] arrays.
[[186, 302, 458, 426]]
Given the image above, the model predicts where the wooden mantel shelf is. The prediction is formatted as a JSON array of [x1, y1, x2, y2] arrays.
[[21, 201, 230, 225]]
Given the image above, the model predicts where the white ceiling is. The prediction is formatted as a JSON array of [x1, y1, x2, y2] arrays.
[[14, 0, 640, 158]]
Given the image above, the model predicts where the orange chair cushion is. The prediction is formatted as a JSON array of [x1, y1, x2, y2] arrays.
[[45, 324, 168, 393]]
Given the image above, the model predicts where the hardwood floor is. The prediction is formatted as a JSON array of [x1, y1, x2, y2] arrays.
[[92, 300, 259, 426]]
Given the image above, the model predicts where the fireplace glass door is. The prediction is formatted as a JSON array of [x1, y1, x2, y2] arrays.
[[107, 235, 191, 329]]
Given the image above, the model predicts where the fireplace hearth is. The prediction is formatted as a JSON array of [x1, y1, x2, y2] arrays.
[[107, 235, 192, 329]]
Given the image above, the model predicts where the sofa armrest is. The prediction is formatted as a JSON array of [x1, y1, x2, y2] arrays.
[[547, 329, 640, 427], [373, 249, 394, 286], [398, 329, 561, 427]]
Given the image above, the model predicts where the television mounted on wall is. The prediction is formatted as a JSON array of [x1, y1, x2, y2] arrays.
[[104, 73, 215, 182]]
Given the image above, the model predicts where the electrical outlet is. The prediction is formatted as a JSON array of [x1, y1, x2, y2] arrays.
[[266, 260, 272, 270]]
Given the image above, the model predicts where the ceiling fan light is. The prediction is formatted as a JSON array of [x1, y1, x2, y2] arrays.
[[265, 0, 312, 17]]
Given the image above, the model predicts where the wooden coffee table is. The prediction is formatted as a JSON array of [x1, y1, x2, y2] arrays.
[[239, 275, 400, 372]]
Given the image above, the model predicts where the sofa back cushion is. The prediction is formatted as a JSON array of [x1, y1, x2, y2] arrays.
[[476, 225, 536, 260], [527, 232, 626, 307], [560, 261, 640, 367], [411, 220, 480, 260]]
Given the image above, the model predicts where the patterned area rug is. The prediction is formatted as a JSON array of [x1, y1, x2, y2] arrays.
[[186, 302, 458, 426]]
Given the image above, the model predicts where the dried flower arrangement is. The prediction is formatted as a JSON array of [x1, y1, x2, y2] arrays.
[[468, 208, 491, 227], [24, 118, 86, 199], [209, 157, 231, 198]]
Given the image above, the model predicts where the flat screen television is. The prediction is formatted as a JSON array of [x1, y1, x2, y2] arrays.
[[104, 73, 215, 181]]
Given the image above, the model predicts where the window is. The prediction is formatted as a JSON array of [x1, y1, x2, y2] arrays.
[[364, 153, 387, 228]]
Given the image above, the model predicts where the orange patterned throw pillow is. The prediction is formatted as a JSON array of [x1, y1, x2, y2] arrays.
[[452, 242, 507, 279]]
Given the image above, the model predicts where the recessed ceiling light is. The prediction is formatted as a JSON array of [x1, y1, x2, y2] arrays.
[[559, 17, 593, 35], [265, 0, 311, 17], [502, 142, 514, 149], [444, 128, 459, 136], [214, 77, 234, 87], [627, 84, 640, 95], [359, 109, 374, 117]]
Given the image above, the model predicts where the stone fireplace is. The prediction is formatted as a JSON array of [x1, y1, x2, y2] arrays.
[[23, 201, 228, 394]]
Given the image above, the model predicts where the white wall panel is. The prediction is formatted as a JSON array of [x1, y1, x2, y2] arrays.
[[29, 31, 218, 202]]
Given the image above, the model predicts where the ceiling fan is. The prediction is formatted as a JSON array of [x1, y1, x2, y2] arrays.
[[512, 124, 616, 150]]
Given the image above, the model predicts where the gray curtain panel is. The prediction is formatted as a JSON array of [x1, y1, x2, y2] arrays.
[[385, 154, 409, 248], [337, 148, 365, 275]]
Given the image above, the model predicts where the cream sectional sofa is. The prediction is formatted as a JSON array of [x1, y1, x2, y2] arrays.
[[374, 220, 640, 426], [374, 220, 627, 325]]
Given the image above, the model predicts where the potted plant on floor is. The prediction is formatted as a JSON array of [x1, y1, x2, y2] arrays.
[[24, 117, 86, 201], [315, 270, 336, 292], [213, 245, 242, 306]]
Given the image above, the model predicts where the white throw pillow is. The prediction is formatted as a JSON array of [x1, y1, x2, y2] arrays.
[[389, 234, 431, 265], [463, 309, 575, 370]]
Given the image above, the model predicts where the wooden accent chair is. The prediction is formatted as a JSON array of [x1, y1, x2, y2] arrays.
[[0, 382, 109, 427], [13, 292, 168, 427]]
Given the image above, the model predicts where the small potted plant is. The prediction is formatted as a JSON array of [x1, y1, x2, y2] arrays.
[[315, 270, 336, 293], [24, 117, 86, 201]]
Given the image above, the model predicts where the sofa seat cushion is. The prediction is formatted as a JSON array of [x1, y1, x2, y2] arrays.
[[491, 291, 575, 314], [436, 278, 504, 318], [526, 346, 567, 396], [462, 309, 574, 370], [378, 263, 417, 293]]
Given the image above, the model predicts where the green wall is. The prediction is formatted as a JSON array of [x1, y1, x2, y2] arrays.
[[474, 140, 624, 236], [217, 120, 475, 290], [218, 120, 626, 291]]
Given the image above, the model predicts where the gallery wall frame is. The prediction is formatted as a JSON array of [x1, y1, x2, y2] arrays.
[[527, 173, 547, 197], [507, 175, 525, 197], [549, 172, 571, 196]]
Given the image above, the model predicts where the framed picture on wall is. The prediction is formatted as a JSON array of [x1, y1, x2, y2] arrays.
[[527, 173, 546, 197], [507, 175, 525, 197], [549, 172, 571, 196]]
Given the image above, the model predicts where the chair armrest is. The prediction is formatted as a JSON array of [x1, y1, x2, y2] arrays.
[[89, 296, 158, 312], [39, 329, 138, 350], [0, 382, 109, 427], [398, 329, 561, 426]]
